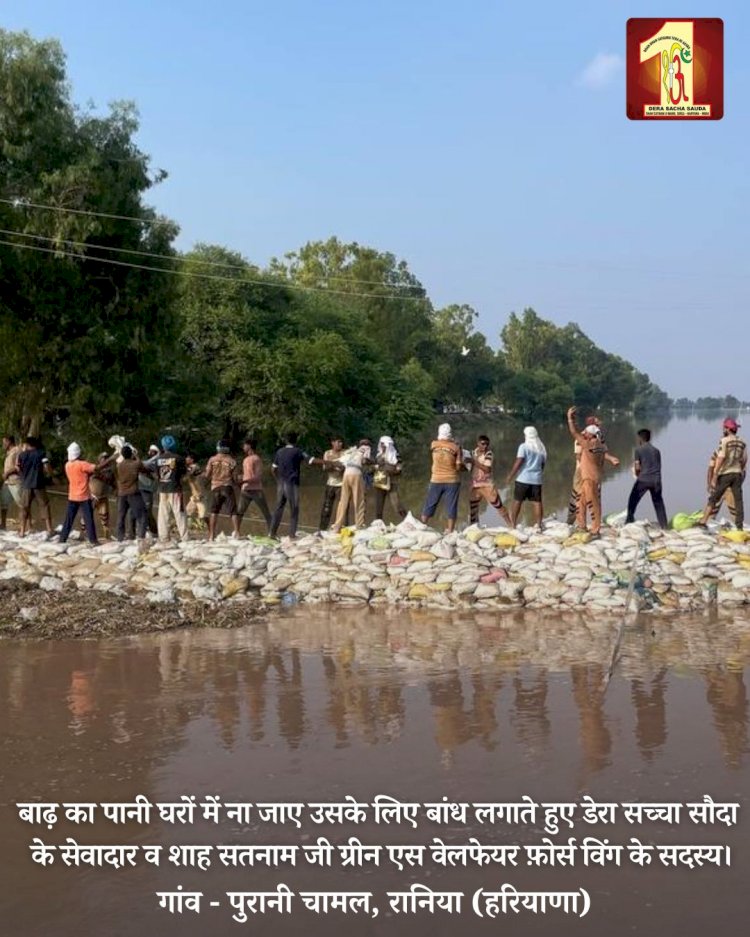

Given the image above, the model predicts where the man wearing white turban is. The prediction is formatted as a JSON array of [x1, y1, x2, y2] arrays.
[[373, 435, 407, 522], [506, 426, 547, 529], [420, 423, 464, 532], [59, 443, 98, 544]]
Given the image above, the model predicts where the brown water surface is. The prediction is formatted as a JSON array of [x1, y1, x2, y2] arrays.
[[2, 604, 749, 935]]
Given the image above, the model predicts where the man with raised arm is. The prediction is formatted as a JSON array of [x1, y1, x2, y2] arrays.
[[566, 406, 620, 538]]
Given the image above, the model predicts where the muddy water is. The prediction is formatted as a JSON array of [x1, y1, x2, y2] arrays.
[[25, 413, 742, 536], [2, 605, 749, 935]]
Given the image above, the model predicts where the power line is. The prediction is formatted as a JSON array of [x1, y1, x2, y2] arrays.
[[0, 236, 430, 302], [0, 196, 174, 229], [0, 225, 426, 292], [0, 197, 426, 290]]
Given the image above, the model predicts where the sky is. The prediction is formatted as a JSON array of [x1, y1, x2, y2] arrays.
[[5, 1, 749, 398]]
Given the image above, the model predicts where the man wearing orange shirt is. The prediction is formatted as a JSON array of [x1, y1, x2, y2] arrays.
[[59, 442, 99, 545], [420, 423, 465, 533], [566, 407, 620, 538]]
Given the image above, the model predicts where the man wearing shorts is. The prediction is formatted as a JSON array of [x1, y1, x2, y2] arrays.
[[469, 435, 511, 526], [507, 426, 547, 529], [18, 437, 53, 538], [420, 423, 464, 533], [205, 441, 240, 540]]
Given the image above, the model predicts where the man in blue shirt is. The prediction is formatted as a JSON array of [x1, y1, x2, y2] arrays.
[[506, 426, 547, 529]]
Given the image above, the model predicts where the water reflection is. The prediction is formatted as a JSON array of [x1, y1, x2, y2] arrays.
[[3, 607, 749, 779]]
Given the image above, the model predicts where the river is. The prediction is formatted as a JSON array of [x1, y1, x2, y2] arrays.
[[1, 414, 748, 934]]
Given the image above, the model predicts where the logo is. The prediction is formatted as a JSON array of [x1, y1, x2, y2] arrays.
[[626, 18, 723, 119]]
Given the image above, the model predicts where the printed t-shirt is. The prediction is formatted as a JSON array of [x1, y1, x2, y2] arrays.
[[430, 440, 460, 484], [242, 454, 263, 490], [205, 453, 237, 490], [115, 460, 145, 497], [634, 443, 661, 483], [471, 448, 494, 488], [576, 434, 607, 483], [516, 444, 545, 485], [273, 446, 312, 485], [717, 435, 747, 475], [323, 449, 345, 488], [65, 460, 96, 502], [18, 449, 48, 490], [4, 446, 20, 483], [156, 452, 187, 493]]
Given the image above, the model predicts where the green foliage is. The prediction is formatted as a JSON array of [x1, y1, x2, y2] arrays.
[[498, 308, 670, 419], [381, 359, 436, 439], [0, 30, 678, 454]]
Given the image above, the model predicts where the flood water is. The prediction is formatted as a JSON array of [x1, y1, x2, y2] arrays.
[[2, 604, 749, 935], [2, 413, 749, 934]]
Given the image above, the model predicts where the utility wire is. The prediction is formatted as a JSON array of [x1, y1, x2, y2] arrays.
[[0, 225, 425, 292], [0, 236, 430, 302], [0, 197, 426, 290]]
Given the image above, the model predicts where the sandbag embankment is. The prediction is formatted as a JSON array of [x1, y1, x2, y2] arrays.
[[1, 518, 750, 617]]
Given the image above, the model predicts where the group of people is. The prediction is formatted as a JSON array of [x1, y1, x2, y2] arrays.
[[1, 414, 745, 545]]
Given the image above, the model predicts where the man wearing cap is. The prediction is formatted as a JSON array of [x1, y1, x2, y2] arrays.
[[155, 435, 188, 541], [699, 418, 746, 529], [566, 407, 620, 537]]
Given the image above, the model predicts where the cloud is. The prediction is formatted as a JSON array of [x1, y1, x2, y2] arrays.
[[577, 52, 624, 89]]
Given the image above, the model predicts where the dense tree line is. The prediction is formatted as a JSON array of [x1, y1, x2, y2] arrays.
[[0, 30, 671, 457]]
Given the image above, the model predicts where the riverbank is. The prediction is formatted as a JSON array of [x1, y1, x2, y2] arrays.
[[2, 516, 750, 638]]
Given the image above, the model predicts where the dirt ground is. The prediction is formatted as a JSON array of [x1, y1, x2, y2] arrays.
[[0, 580, 263, 639]]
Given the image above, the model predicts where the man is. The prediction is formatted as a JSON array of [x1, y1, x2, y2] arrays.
[[139, 445, 160, 534], [185, 454, 208, 530], [707, 446, 736, 523], [269, 432, 317, 539], [156, 435, 188, 541], [89, 453, 115, 539], [204, 440, 240, 540], [506, 426, 547, 529], [566, 407, 620, 538], [18, 436, 53, 538], [237, 438, 272, 534], [469, 434, 511, 527], [420, 423, 464, 534], [625, 429, 668, 529], [699, 418, 746, 529], [373, 435, 407, 523], [331, 440, 372, 531], [566, 415, 603, 525], [319, 436, 347, 530], [1, 434, 22, 529], [113, 445, 149, 541], [59, 443, 98, 545]]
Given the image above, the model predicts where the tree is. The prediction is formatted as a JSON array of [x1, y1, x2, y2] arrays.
[[0, 30, 178, 443]]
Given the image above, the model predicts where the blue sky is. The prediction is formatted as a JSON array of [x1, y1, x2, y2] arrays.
[[6, 2, 749, 398]]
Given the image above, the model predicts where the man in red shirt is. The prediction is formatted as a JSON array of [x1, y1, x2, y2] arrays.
[[59, 443, 98, 545]]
